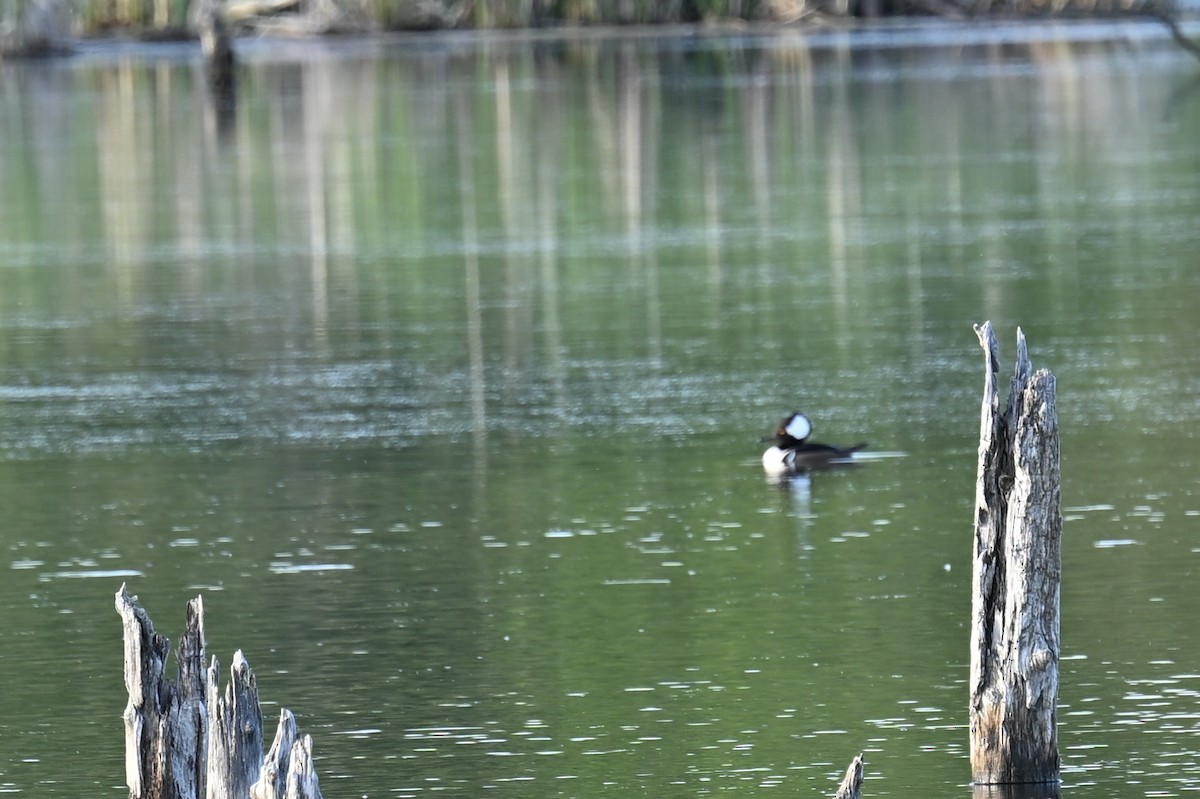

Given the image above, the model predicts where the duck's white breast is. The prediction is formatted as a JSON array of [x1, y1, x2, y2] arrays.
[[761, 446, 793, 475]]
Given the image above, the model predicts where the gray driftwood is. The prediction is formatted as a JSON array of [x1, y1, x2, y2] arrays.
[[115, 585, 323, 799], [969, 323, 1061, 785]]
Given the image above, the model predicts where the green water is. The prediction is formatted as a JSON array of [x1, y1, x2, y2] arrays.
[[1, 21, 1199, 797]]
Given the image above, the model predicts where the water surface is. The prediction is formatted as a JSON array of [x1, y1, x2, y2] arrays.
[[1, 20, 1199, 797]]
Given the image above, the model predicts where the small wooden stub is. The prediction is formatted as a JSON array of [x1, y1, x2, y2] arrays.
[[832, 753, 865, 799], [115, 585, 323, 799]]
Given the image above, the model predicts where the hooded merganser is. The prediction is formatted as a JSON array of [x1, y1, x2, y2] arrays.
[[761, 412, 867, 475]]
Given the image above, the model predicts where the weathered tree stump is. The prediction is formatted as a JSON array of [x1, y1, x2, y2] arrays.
[[207, 651, 264, 799], [192, 0, 236, 91], [832, 753, 865, 799], [115, 585, 323, 799], [191, 0, 238, 141], [254, 711, 322, 799], [969, 323, 1061, 785]]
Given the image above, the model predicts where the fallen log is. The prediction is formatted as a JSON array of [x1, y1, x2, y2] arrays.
[[969, 323, 1061, 785], [224, 0, 301, 24], [115, 585, 323, 799]]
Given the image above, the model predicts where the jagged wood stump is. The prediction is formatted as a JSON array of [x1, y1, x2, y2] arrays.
[[115, 585, 323, 799], [969, 323, 1061, 785], [832, 753, 864, 799], [192, 0, 236, 90]]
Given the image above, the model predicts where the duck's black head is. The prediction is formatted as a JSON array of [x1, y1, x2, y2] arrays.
[[772, 412, 812, 449]]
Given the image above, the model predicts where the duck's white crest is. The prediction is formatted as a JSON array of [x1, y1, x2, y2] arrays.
[[784, 413, 811, 441]]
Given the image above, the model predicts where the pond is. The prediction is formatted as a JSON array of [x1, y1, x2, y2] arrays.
[[1, 18, 1199, 797]]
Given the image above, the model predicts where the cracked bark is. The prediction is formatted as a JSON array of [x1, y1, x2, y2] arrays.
[[969, 323, 1061, 785], [116, 586, 323, 799]]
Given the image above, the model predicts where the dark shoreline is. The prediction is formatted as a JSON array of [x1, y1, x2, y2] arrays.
[[4, 10, 1197, 63]]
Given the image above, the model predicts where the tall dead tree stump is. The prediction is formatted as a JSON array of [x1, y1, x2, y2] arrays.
[[115, 585, 323, 799], [192, 0, 236, 91], [969, 322, 1062, 785]]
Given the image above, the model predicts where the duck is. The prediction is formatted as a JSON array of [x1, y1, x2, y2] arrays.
[[761, 412, 867, 476]]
